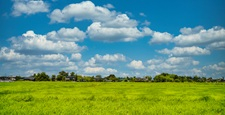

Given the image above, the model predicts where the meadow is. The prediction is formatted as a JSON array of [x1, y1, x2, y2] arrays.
[[0, 82, 225, 115]]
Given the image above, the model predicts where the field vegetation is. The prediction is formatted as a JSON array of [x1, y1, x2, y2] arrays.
[[0, 82, 225, 114]]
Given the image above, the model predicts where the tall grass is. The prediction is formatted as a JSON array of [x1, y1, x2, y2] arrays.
[[0, 82, 225, 114]]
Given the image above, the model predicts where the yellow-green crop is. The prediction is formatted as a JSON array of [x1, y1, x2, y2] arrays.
[[0, 82, 225, 115]]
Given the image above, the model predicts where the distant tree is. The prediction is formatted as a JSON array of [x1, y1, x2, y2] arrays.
[[34, 72, 50, 81], [95, 75, 102, 82], [70, 72, 75, 77], [174, 79, 180, 82], [179, 76, 188, 82], [207, 77, 212, 82], [57, 75, 63, 81], [130, 76, 136, 82], [193, 75, 200, 82], [59, 71, 68, 77], [57, 71, 68, 81], [106, 74, 118, 82], [15, 76, 22, 81], [52, 75, 56, 81], [77, 75, 83, 82], [154, 75, 162, 82], [145, 76, 152, 82]]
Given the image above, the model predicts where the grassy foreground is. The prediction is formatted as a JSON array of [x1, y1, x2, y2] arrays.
[[0, 82, 225, 115]]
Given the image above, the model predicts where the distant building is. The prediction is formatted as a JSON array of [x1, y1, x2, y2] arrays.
[[0, 76, 16, 82], [22, 76, 35, 81], [65, 76, 75, 81]]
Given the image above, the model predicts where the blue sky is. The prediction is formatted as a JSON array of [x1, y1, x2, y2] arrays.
[[0, 0, 225, 78]]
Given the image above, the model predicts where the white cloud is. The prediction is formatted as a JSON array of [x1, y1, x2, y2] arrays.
[[192, 61, 200, 66], [10, 31, 86, 54], [87, 22, 151, 42], [101, 14, 138, 28], [84, 67, 117, 74], [71, 53, 82, 61], [191, 68, 204, 76], [147, 59, 163, 65], [179, 26, 204, 35], [0, 48, 80, 76], [49, 1, 114, 23], [141, 20, 151, 26], [139, 12, 146, 17], [103, 4, 114, 9], [84, 57, 96, 67], [84, 53, 126, 66], [12, 0, 49, 16], [41, 53, 67, 61], [0, 47, 26, 61], [202, 62, 225, 77], [49, 1, 152, 42], [94, 54, 126, 62], [147, 57, 200, 76], [47, 27, 86, 42], [174, 26, 225, 47], [206, 41, 225, 50], [127, 60, 145, 70], [203, 62, 225, 71], [157, 46, 211, 56], [166, 57, 190, 65], [63, 65, 78, 71], [150, 31, 173, 44]]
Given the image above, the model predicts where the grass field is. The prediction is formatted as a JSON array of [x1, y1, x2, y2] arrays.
[[0, 82, 225, 115]]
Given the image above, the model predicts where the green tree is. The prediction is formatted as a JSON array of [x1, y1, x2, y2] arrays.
[[193, 75, 200, 82], [145, 76, 152, 82], [70, 72, 75, 76], [59, 71, 68, 77], [57, 71, 68, 81], [95, 75, 102, 82], [15, 76, 22, 81], [34, 72, 50, 81], [106, 74, 118, 82], [77, 75, 83, 82], [52, 75, 56, 81], [57, 75, 63, 81]]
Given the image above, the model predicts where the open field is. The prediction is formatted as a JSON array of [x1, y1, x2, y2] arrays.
[[0, 82, 225, 115]]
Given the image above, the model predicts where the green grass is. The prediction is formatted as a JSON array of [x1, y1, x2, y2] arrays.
[[0, 82, 225, 115]]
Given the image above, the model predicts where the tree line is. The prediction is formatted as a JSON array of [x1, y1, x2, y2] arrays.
[[12, 71, 225, 82]]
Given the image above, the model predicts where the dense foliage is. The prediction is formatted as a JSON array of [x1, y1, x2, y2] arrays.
[[27, 71, 224, 82]]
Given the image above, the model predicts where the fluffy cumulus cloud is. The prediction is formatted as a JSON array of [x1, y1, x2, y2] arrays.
[[179, 26, 204, 35], [49, 1, 114, 23], [94, 54, 126, 62], [12, 0, 49, 16], [206, 41, 225, 50], [101, 14, 138, 28], [9, 31, 85, 54], [141, 20, 151, 26], [150, 31, 173, 44], [49, 1, 152, 42], [70, 53, 82, 61], [0, 47, 79, 76], [85, 53, 126, 66], [202, 62, 225, 77], [127, 60, 145, 70], [47, 27, 86, 42], [0, 47, 26, 61], [157, 46, 211, 57], [87, 22, 152, 42], [174, 26, 225, 49], [147, 57, 201, 76], [103, 3, 114, 9], [84, 67, 117, 75]]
